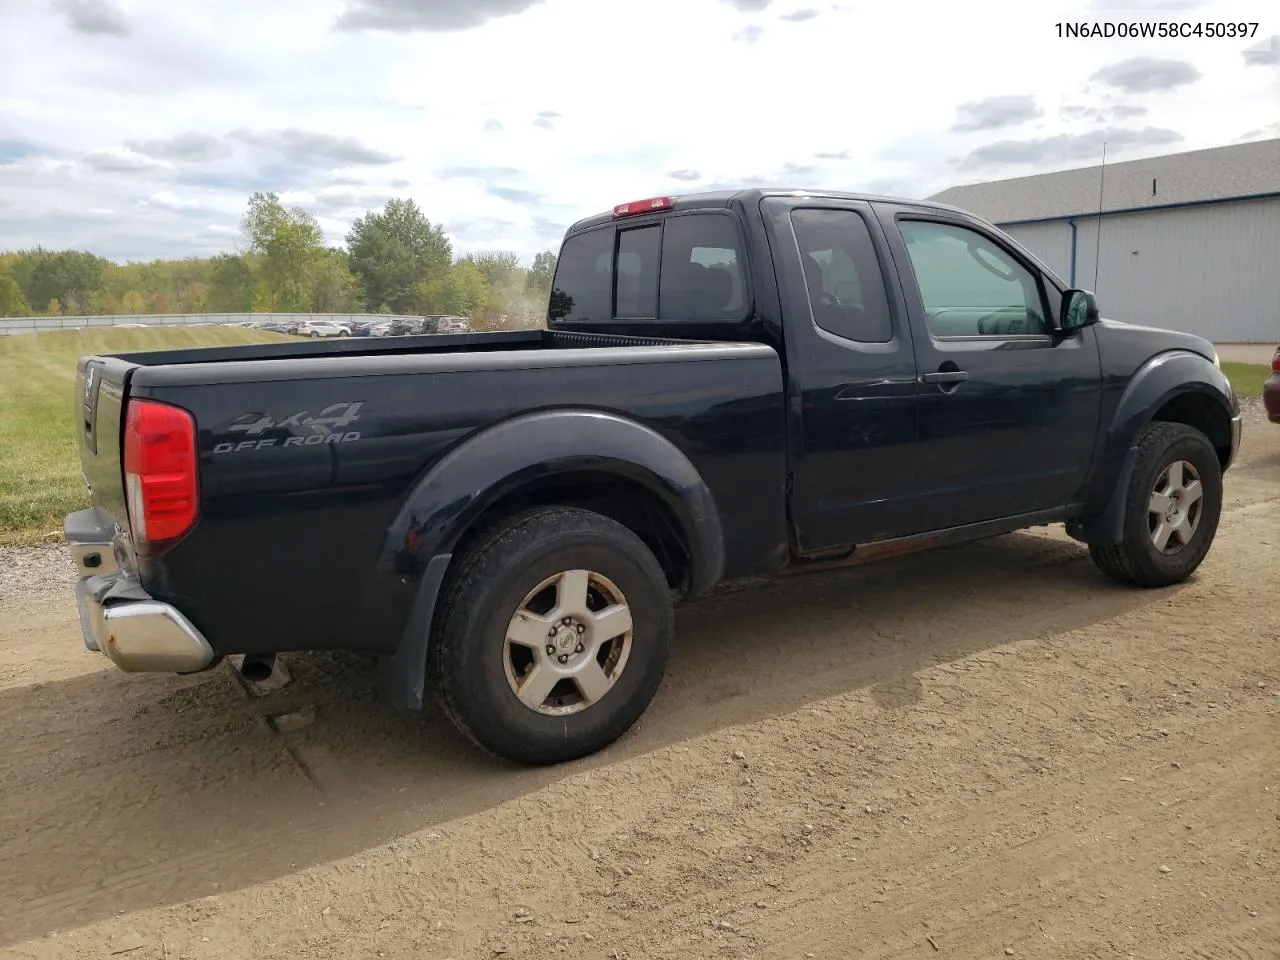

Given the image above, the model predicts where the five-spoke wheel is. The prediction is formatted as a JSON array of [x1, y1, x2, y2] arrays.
[[504, 569, 634, 716], [430, 505, 673, 766], [1147, 459, 1204, 554], [1090, 421, 1222, 588]]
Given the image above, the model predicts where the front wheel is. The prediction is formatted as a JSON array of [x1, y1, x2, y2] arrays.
[[429, 506, 674, 765], [1089, 421, 1223, 588]]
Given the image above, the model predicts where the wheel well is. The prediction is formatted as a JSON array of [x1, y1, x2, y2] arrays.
[[450, 471, 693, 593], [1150, 392, 1233, 468]]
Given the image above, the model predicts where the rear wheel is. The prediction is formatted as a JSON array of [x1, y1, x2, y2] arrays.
[[1089, 421, 1222, 588], [430, 506, 674, 765]]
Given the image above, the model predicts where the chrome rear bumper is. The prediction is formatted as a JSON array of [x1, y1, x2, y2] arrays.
[[65, 508, 215, 674]]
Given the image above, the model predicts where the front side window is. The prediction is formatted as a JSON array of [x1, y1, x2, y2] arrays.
[[897, 220, 1048, 337]]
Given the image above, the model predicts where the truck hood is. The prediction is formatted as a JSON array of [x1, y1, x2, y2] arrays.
[[1095, 317, 1217, 365]]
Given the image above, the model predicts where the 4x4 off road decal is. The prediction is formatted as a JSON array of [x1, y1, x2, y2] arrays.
[[212, 402, 363, 454]]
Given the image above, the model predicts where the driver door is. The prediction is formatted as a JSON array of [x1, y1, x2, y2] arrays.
[[875, 206, 1102, 529]]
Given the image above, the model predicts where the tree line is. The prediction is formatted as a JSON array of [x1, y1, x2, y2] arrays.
[[0, 193, 559, 329]]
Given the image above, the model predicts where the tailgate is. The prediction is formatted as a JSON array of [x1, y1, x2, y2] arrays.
[[75, 354, 136, 526]]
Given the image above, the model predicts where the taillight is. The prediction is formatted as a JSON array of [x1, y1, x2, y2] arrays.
[[123, 398, 199, 555], [1272, 348, 1280, 373]]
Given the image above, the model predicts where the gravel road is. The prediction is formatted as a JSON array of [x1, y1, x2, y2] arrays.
[[1, 398, 1276, 959]]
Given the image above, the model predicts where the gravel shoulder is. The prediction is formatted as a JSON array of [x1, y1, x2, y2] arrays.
[[1, 403, 1276, 960]]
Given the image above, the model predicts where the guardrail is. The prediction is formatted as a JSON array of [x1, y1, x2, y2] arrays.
[[0, 313, 427, 336]]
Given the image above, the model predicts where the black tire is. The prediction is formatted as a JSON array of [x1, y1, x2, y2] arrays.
[[429, 505, 674, 765], [1089, 421, 1222, 588]]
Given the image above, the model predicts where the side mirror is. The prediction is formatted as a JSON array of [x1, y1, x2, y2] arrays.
[[1061, 288, 1100, 331]]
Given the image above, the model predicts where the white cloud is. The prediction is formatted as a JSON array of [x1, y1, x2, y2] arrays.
[[141, 190, 200, 211], [0, 0, 1274, 262]]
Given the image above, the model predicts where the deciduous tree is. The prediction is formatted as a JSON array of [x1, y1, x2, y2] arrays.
[[346, 198, 452, 314], [0, 276, 32, 317], [242, 192, 325, 312]]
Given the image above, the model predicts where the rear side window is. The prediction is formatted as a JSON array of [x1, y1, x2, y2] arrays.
[[549, 227, 612, 323], [790, 208, 893, 343], [658, 214, 748, 322]]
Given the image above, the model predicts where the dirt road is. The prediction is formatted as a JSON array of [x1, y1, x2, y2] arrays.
[[2, 406, 1277, 960]]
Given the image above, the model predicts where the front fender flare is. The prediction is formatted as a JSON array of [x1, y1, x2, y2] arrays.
[[1068, 350, 1234, 546], [379, 409, 725, 709]]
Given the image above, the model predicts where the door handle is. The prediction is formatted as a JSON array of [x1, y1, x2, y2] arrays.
[[921, 369, 969, 384]]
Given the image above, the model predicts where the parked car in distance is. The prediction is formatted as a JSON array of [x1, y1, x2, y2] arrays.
[[370, 322, 392, 337], [388, 317, 424, 336], [65, 187, 1241, 768], [349, 321, 375, 337], [258, 321, 301, 335], [440, 315, 471, 333], [298, 320, 351, 338], [1264, 346, 1280, 423]]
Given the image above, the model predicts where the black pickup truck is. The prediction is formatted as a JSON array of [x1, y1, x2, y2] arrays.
[[66, 188, 1242, 765]]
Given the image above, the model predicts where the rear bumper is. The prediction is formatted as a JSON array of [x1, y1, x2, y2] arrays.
[[65, 508, 215, 674], [1264, 376, 1280, 424]]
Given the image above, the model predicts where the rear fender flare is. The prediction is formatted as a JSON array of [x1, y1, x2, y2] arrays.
[[380, 409, 724, 709]]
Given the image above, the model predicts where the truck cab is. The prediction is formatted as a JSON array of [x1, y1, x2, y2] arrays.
[[547, 190, 1239, 556]]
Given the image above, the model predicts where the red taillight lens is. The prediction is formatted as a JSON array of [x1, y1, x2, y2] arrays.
[[123, 398, 199, 555], [1272, 348, 1280, 373], [613, 196, 673, 218]]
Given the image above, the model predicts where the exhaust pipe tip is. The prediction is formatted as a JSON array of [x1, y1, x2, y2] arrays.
[[238, 654, 276, 684]]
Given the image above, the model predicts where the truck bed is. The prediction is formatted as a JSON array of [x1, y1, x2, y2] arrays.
[[107, 328, 697, 368], [75, 327, 789, 662]]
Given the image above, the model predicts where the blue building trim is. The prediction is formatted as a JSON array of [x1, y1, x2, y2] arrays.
[[1067, 218, 1078, 286], [994, 190, 1280, 228]]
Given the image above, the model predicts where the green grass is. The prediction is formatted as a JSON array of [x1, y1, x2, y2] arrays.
[[1221, 362, 1270, 399], [0, 326, 292, 546]]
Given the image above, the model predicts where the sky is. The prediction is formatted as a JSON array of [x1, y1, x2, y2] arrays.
[[0, 0, 1276, 264]]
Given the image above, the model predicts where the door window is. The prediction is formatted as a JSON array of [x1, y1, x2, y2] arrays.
[[898, 220, 1048, 337]]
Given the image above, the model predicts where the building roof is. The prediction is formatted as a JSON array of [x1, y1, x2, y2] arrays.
[[926, 138, 1280, 225]]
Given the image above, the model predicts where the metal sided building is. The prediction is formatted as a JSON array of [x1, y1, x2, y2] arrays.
[[926, 139, 1280, 343]]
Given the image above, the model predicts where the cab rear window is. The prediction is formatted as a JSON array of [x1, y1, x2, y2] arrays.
[[548, 227, 613, 324], [549, 212, 749, 324]]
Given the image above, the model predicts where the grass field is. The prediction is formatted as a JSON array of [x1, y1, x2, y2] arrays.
[[1221, 361, 1270, 400], [0, 327, 291, 546], [0, 330, 1272, 546]]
